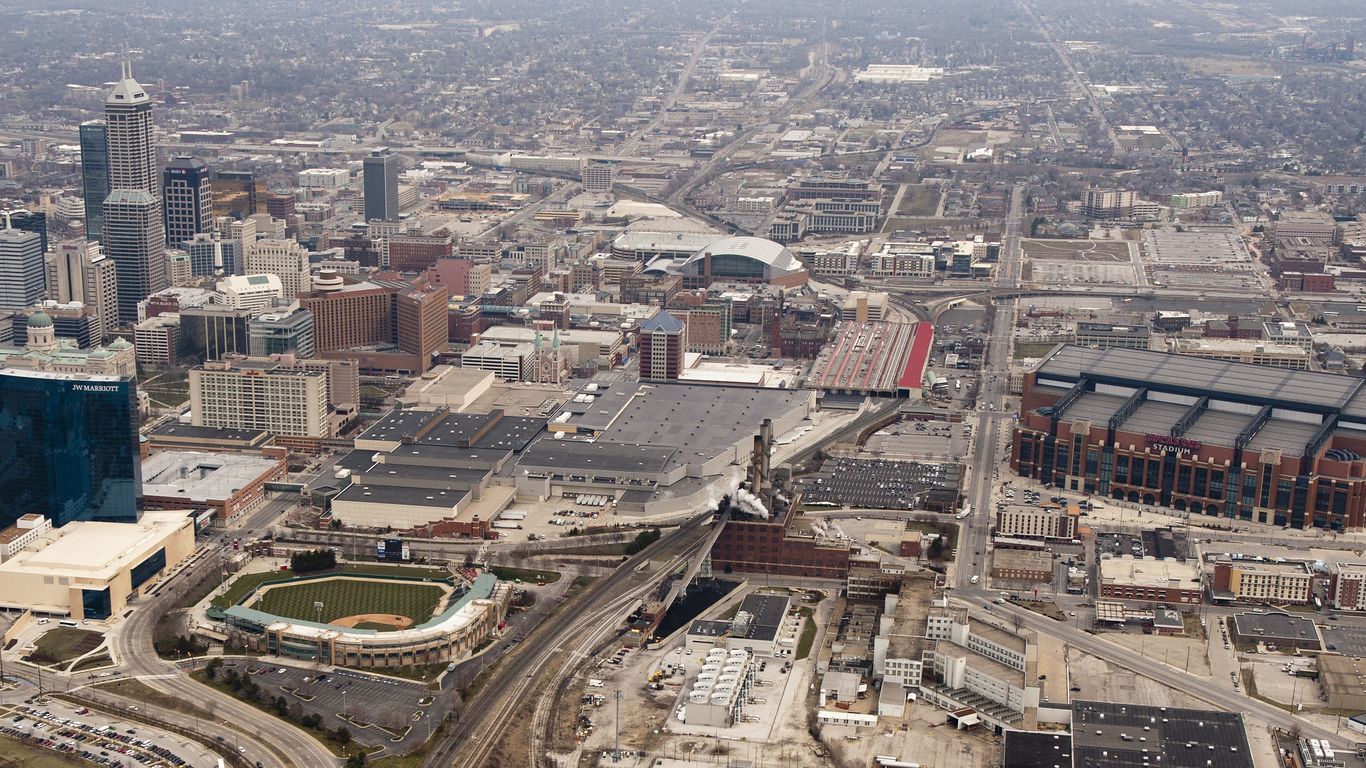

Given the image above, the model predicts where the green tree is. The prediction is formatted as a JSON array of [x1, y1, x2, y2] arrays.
[[625, 528, 661, 556], [335, 726, 351, 746]]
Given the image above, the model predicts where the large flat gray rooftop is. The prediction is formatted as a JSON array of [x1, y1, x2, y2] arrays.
[[599, 383, 810, 461], [1244, 418, 1318, 458], [1182, 409, 1250, 447], [1124, 400, 1188, 436], [517, 441, 677, 475], [1036, 345, 1362, 413], [1064, 392, 1130, 426]]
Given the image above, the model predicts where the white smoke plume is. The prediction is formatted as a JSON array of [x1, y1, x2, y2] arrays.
[[733, 487, 771, 520]]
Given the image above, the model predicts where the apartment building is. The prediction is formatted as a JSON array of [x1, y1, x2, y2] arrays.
[[994, 506, 1079, 540], [190, 357, 330, 440]]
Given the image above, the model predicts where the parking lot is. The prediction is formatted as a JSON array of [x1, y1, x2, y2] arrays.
[[1022, 239, 1141, 286], [1140, 227, 1264, 291], [2, 702, 221, 768], [863, 419, 970, 461], [794, 457, 961, 510], [220, 661, 447, 754]]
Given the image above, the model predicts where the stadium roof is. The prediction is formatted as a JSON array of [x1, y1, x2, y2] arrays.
[[1035, 345, 1364, 415], [683, 236, 803, 274]]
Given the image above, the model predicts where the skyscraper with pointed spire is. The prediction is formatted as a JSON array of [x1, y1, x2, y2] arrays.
[[104, 59, 157, 192], [101, 59, 167, 324]]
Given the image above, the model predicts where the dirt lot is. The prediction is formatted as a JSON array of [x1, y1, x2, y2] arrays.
[[822, 701, 999, 768], [1067, 652, 1206, 708], [1103, 629, 1212, 679]]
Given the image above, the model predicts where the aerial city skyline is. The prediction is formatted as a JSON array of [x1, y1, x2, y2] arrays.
[[0, 1, 1364, 766]]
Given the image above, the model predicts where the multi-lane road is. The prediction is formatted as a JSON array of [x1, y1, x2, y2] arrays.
[[110, 554, 337, 768], [953, 184, 1024, 589]]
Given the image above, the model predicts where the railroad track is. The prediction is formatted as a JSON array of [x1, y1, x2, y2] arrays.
[[422, 516, 715, 768]]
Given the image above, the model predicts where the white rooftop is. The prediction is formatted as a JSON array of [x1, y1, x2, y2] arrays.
[[142, 451, 281, 503], [0, 511, 190, 581]]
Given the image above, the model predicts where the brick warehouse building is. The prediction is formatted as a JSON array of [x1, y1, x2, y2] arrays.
[[709, 506, 853, 579], [1012, 345, 1366, 531]]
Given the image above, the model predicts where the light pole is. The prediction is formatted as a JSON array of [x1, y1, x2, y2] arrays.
[[613, 689, 622, 762], [314, 601, 324, 625]]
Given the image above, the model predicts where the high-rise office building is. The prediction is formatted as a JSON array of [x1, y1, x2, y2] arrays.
[[177, 305, 252, 363], [102, 62, 165, 326], [363, 149, 400, 222], [213, 171, 262, 220], [183, 231, 246, 277], [299, 273, 446, 372], [103, 189, 167, 324], [248, 304, 316, 358], [162, 157, 212, 247], [46, 240, 119, 342], [79, 122, 110, 241], [580, 159, 616, 193], [0, 226, 46, 312], [104, 62, 157, 193], [0, 368, 141, 528], [638, 310, 686, 381], [7, 210, 48, 254], [245, 239, 311, 300]]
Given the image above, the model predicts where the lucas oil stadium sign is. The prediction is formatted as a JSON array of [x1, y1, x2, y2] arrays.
[[1145, 434, 1201, 455]]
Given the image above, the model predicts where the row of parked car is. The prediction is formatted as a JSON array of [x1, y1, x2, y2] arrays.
[[8, 705, 194, 767]]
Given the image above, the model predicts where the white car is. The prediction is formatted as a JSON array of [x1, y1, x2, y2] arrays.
[[970, 575, 980, 584]]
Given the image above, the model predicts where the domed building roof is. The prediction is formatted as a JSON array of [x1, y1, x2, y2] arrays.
[[679, 236, 807, 286], [108, 338, 133, 350], [27, 311, 53, 328]]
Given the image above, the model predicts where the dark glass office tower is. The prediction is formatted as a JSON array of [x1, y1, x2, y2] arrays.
[[7, 210, 48, 254], [363, 149, 399, 221], [163, 157, 212, 247], [0, 369, 141, 528], [79, 122, 110, 241]]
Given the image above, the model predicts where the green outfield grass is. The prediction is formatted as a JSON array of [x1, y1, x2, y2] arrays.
[[251, 578, 445, 628]]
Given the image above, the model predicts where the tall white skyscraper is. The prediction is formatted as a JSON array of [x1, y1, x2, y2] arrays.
[[245, 239, 311, 300], [0, 224, 46, 312], [104, 61, 157, 193], [101, 60, 166, 324]]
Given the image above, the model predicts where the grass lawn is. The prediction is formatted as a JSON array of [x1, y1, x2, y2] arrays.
[[214, 564, 451, 609], [0, 731, 90, 767], [795, 611, 817, 660], [214, 570, 300, 609], [139, 368, 191, 409], [28, 628, 103, 664], [93, 678, 216, 720], [70, 653, 114, 672], [253, 579, 444, 625], [896, 184, 939, 217], [489, 566, 561, 584], [1014, 341, 1059, 360]]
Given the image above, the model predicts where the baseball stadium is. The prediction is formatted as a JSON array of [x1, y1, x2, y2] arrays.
[[214, 570, 511, 668]]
